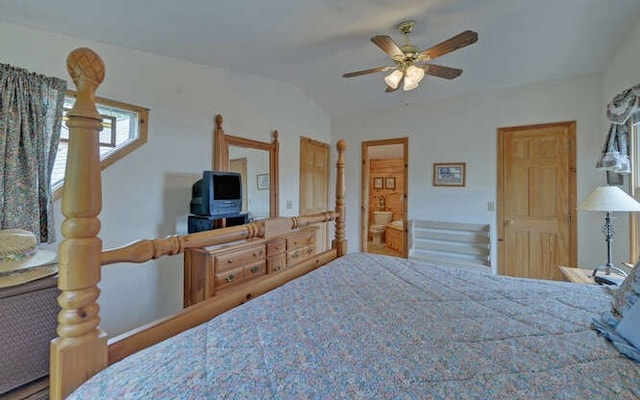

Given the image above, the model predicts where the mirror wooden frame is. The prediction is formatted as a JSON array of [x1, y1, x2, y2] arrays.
[[213, 114, 279, 218]]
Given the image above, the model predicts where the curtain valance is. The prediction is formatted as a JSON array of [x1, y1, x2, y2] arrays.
[[597, 84, 640, 174]]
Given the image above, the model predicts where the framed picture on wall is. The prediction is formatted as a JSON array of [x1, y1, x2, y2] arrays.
[[257, 173, 270, 190], [385, 177, 395, 189], [373, 177, 383, 189], [433, 162, 466, 187]]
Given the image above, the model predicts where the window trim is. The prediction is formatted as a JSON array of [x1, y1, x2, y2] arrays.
[[630, 120, 639, 263], [52, 91, 149, 200]]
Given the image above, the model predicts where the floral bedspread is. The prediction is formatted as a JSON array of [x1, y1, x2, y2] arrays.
[[69, 253, 640, 399]]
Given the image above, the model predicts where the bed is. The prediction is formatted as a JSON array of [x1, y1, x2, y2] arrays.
[[51, 48, 640, 399]]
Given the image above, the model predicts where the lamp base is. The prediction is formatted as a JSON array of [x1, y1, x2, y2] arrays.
[[592, 265, 626, 286]]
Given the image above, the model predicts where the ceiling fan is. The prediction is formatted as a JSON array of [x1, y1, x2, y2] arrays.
[[342, 20, 478, 92]]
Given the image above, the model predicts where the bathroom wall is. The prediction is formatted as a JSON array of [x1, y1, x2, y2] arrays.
[[369, 158, 404, 224]]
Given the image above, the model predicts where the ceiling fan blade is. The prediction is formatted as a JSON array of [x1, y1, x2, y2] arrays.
[[423, 64, 463, 79], [342, 66, 393, 78], [418, 30, 478, 61], [371, 35, 405, 60]]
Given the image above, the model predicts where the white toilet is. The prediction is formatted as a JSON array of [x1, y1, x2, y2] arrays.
[[370, 211, 393, 245]]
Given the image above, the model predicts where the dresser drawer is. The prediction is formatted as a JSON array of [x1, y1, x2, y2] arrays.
[[286, 244, 316, 265], [266, 238, 286, 256], [214, 266, 245, 290], [215, 244, 266, 273], [286, 230, 316, 250], [245, 261, 266, 279], [267, 254, 286, 274]]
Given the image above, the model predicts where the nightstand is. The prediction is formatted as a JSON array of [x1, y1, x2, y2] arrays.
[[558, 266, 595, 284]]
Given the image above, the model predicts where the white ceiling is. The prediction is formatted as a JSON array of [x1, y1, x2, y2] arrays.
[[2, 0, 640, 118]]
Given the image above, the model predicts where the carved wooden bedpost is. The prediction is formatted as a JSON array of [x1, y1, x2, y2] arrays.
[[332, 139, 347, 256], [213, 114, 227, 170], [50, 48, 108, 400], [271, 129, 280, 217]]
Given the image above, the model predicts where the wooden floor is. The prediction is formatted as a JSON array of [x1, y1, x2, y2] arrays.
[[367, 241, 402, 257]]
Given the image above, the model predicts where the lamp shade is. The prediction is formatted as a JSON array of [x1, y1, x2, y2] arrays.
[[405, 65, 425, 84], [580, 186, 640, 212], [402, 77, 419, 91], [384, 70, 403, 89]]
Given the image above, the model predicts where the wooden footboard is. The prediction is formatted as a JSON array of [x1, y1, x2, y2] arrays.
[[50, 48, 347, 399]]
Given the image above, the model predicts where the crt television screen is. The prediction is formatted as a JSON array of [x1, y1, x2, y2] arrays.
[[211, 172, 242, 200]]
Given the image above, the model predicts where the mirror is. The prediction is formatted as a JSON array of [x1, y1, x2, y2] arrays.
[[213, 114, 279, 219]]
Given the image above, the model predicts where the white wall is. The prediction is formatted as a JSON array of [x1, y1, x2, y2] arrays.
[[332, 73, 605, 271], [0, 22, 331, 336], [603, 17, 640, 100]]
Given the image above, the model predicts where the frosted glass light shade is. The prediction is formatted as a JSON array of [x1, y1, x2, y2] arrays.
[[405, 65, 425, 84], [580, 186, 640, 212], [403, 77, 419, 91], [384, 70, 403, 89]]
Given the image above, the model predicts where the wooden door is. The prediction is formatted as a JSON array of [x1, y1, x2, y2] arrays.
[[300, 137, 330, 251], [230, 158, 248, 213], [497, 122, 576, 280]]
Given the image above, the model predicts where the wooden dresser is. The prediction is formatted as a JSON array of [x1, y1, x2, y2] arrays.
[[184, 226, 317, 306]]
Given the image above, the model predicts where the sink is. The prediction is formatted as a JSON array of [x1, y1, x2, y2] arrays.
[[373, 211, 393, 225]]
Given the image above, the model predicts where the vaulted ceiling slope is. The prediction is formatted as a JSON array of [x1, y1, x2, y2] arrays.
[[2, 0, 640, 117]]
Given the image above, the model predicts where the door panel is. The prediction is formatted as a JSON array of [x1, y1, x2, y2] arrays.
[[300, 137, 330, 252], [498, 122, 576, 280], [230, 158, 248, 213]]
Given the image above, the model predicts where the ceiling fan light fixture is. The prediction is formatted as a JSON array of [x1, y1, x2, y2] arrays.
[[403, 77, 419, 91], [341, 22, 477, 94], [384, 69, 403, 89], [405, 65, 425, 84]]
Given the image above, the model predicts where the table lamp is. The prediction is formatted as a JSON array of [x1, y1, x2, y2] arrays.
[[580, 185, 640, 280]]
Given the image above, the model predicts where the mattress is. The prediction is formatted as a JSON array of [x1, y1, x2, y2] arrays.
[[69, 253, 639, 399]]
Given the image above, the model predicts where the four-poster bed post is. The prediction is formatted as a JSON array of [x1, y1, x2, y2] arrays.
[[49, 47, 347, 399]]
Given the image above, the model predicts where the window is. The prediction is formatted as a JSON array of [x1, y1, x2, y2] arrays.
[[51, 92, 149, 199]]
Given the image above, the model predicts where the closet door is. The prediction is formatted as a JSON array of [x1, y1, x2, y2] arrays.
[[497, 122, 576, 280], [300, 137, 330, 252]]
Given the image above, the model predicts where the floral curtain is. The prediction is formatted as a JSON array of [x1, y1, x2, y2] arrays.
[[597, 84, 640, 174], [0, 64, 67, 243]]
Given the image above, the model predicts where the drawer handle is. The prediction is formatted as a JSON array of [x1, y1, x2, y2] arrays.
[[227, 259, 233, 264], [273, 265, 281, 272], [291, 251, 300, 259], [250, 265, 260, 274], [225, 274, 235, 282], [306, 248, 313, 255]]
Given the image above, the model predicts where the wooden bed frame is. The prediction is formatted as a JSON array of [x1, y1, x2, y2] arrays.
[[49, 47, 347, 400]]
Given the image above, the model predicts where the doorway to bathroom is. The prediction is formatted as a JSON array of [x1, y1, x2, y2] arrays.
[[361, 138, 408, 257]]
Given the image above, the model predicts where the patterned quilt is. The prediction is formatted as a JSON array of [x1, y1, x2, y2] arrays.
[[69, 253, 640, 399]]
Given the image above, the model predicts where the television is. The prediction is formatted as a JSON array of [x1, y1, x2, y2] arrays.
[[190, 170, 242, 217]]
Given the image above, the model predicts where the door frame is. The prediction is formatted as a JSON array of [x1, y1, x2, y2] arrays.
[[361, 137, 409, 257], [497, 121, 577, 275]]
